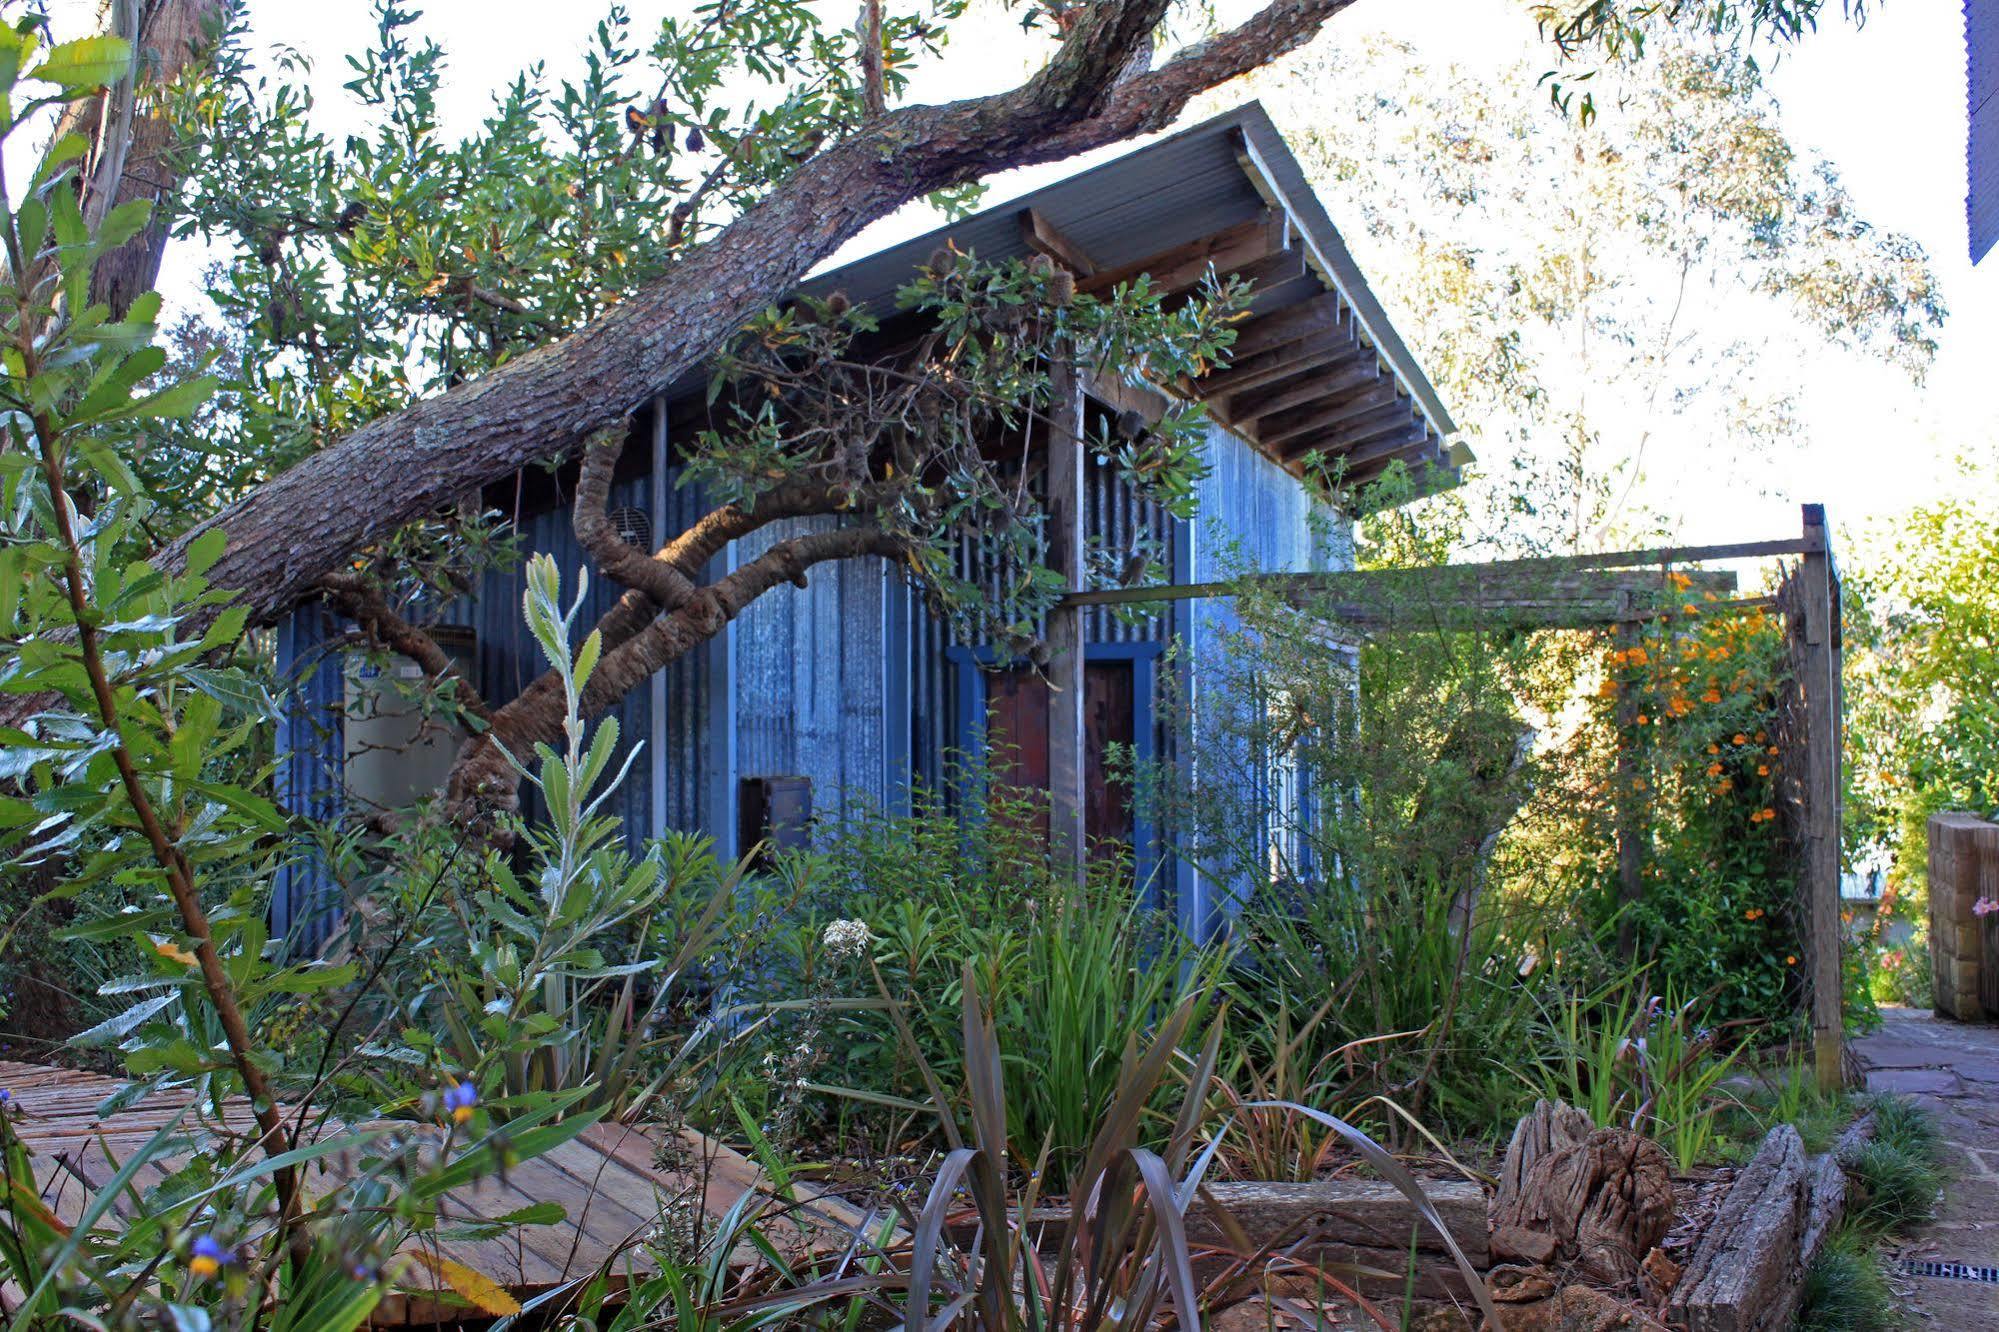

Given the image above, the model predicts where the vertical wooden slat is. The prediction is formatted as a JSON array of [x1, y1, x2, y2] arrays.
[[1799, 503, 1843, 1091], [1613, 605, 1643, 955], [1046, 356, 1087, 881]]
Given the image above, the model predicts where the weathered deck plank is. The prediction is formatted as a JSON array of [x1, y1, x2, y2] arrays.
[[0, 1059, 831, 1324]]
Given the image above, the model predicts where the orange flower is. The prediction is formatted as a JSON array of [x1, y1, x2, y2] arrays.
[[1707, 762, 1724, 777], [1757, 764, 1770, 777], [1707, 743, 1720, 755], [1701, 689, 1722, 704], [1755, 731, 1767, 742], [1637, 713, 1649, 726], [1767, 745, 1780, 756], [1719, 778, 1734, 792], [1785, 955, 1798, 966], [1744, 907, 1764, 921], [1669, 570, 1692, 590], [1760, 807, 1775, 820], [1733, 733, 1747, 745]]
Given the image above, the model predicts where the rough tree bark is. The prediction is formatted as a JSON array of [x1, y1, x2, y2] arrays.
[[51, 0, 239, 316], [434, 427, 909, 813], [160, 0, 1362, 630]]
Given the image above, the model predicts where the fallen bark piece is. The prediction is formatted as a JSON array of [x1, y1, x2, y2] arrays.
[[1493, 1224, 1560, 1266], [1667, 1124, 1809, 1331], [1637, 1246, 1681, 1309], [1498, 1286, 1670, 1331], [1488, 1263, 1558, 1303]]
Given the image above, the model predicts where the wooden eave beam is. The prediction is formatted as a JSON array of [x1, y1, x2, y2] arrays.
[[1227, 292, 1348, 362], [1018, 208, 1100, 276], [1231, 360, 1382, 427], [1078, 212, 1284, 297], [1269, 398, 1414, 456], [1321, 425, 1435, 485], [1195, 332, 1358, 402], [1262, 382, 1405, 452]]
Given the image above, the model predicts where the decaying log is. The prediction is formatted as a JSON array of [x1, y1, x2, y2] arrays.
[[1667, 1125, 1808, 1332], [1491, 1101, 1673, 1286], [1186, 1178, 1490, 1299]]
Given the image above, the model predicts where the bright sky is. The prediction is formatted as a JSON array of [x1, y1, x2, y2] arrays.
[[54, 0, 1999, 551]]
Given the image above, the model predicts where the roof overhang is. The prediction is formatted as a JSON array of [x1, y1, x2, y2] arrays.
[[791, 102, 1465, 505]]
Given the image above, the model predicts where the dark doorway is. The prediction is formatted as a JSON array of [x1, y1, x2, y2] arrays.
[[981, 659, 1135, 854]]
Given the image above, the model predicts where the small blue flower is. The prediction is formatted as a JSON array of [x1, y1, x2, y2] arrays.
[[443, 1081, 479, 1125], [189, 1234, 230, 1280]]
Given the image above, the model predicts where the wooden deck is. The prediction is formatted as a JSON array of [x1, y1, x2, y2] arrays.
[[0, 1060, 865, 1324]]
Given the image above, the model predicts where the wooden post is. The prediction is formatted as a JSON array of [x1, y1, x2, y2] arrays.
[[1799, 503, 1843, 1091], [1046, 355, 1087, 884], [1613, 605, 1643, 955]]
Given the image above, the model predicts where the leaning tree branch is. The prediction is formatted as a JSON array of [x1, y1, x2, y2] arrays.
[[317, 572, 494, 723], [154, 0, 1359, 635], [572, 426, 699, 609], [446, 522, 909, 812]]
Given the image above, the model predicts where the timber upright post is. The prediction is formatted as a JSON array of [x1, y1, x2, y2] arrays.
[[1045, 355, 1088, 887], [1799, 503, 1844, 1091], [1613, 598, 1643, 955]]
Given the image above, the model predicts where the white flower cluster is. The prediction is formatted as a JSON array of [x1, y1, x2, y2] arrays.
[[821, 917, 875, 960]]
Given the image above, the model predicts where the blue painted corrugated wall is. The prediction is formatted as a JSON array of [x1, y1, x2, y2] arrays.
[[1173, 421, 1353, 939], [732, 517, 893, 833]]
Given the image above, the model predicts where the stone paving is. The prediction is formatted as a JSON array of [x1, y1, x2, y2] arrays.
[[1851, 1008, 1999, 1327]]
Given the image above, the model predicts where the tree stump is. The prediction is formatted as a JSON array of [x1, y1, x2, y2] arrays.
[[1492, 1100, 1675, 1286]]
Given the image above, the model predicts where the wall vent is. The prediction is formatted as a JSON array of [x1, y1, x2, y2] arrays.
[[609, 505, 651, 549]]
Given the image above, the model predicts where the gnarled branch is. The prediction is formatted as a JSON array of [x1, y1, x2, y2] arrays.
[[318, 572, 493, 723]]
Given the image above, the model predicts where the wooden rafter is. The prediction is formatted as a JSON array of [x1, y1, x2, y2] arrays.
[[1077, 212, 1283, 297], [1197, 333, 1358, 402], [1018, 207, 1100, 276], [1261, 382, 1405, 451], [1231, 361, 1381, 426], [1226, 291, 1346, 361]]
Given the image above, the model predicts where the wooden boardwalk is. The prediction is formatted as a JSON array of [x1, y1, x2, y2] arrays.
[[0, 1059, 864, 1324]]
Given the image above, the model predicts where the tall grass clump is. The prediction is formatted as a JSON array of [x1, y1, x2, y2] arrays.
[[1794, 1230, 1897, 1332], [1842, 1095, 1942, 1235]]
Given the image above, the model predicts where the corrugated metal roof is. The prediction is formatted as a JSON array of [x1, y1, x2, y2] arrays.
[[658, 102, 1461, 496], [1971, 0, 1999, 262]]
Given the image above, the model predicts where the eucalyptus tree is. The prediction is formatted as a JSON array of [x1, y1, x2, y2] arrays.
[[1246, 25, 1941, 556]]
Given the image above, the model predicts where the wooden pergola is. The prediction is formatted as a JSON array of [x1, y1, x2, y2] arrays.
[[1045, 504, 1849, 1088]]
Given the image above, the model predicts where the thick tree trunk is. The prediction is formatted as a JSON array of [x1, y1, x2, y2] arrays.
[[160, 0, 1358, 630], [51, 0, 238, 316]]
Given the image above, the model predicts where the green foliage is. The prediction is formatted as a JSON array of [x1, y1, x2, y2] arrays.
[[753, 973, 1501, 1331], [1528, 981, 1744, 1170], [1794, 1229, 1897, 1332], [1840, 1095, 1942, 1236], [1845, 460, 1999, 962], [1713, 1058, 1851, 1159], [0, 27, 635, 1317], [339, 557, 743, 1118], [1530, 599, 1814, 1028], [1261, 29, 1939, 553], [732, 781, 1218, 1179]]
